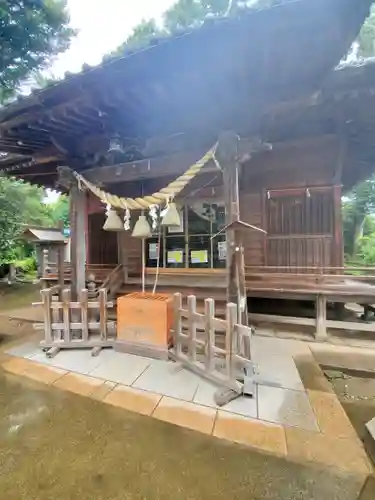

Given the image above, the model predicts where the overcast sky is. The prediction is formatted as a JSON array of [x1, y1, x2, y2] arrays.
[[51, 0, 176, 77], [45, 0, 176, 201]]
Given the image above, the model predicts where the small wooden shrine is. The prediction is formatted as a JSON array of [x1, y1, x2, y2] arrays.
[[20, 224, 68, 279]]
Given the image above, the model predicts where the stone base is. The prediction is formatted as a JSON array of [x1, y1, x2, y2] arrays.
[[113, 340, 170, 361]]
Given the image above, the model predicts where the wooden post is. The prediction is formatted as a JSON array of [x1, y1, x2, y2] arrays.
[[70, 184, 87, 301], [173, 293, 182, 356], [99, 288, 108, 340], [226, 302, 237, 380], [81, 289, 89, 341], [41, 289, 52, 343], [187, 295, 197, 362], [58, 166, 87, 305], [216, 131, 248, 325], [204, 298, 215, 373], [57, 220, 65, 293], [117, 231, 128, 283], [316, 294, 327, 341], [62, 288, 71, 343], [43, 248, 49, 275], [333, 185, 343, 269]]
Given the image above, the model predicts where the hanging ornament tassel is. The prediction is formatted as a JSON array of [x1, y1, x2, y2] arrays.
[[124, 206, 131, 231], [161, 201, 181, 227], [103, 204, 124, 231], [149, 204, 159, 231], [132, 213, 152, 238]]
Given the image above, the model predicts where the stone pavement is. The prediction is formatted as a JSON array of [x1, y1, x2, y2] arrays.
[[2, 335, 374, 479]]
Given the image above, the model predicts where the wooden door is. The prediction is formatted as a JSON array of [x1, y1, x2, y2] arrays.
[[265, 187, 334, 271]]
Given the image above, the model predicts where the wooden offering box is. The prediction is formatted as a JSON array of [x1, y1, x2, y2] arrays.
[[115, 292, 173, 359]]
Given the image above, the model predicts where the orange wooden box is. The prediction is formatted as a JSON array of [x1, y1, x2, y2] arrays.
[[117, 292, 173, 348]]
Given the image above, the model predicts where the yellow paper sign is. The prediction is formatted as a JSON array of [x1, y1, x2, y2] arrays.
[[167, 250, 183, 264], [190, 250, 208, 264]]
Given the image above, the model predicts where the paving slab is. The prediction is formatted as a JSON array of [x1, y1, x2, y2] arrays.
[[252, 335, 310, 359], [213, 411, 287, 456], [308, 389, 358, 439], [256, 353, 305, 391], [6, 341, 39, 358], [30, 349, 103, 375], [132, 361, 201, 401], [286, 427, 372, 475], [54, 372, 106, 397], [104, 384, 161, 416], [89, 351, 152, 385], [153, 396, 217, 435], [258, 384, 319, 431]]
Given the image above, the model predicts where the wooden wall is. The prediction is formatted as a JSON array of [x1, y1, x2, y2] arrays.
[[87, 212, 118, 265], [86, 135, 343, 272], [239, 135, 341, 270]]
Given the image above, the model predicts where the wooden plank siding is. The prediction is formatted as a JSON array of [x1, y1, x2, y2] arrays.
[[240, 135, 340, 272], [239, 193, 265, 267], [87, 212, 119, 266]]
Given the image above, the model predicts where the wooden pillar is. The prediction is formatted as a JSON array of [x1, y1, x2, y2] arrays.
[[332, 123, 345, 270], [58, 167, 87, 301], [57, 220, 65, 293], [333, 185, 343, 268], [216, 131, 248, 324], [70, 184, 87, 301], [316, 294, 327, 341], [117, 231, 129, 282]]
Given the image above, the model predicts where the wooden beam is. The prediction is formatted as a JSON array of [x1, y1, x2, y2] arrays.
[[80, 137, 270, 185], [0, 95, 87, 131], [82, 151, 218, 184]]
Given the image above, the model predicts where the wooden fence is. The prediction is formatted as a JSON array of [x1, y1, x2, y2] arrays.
[[34, 286, 115, 356], [171, 293, 253, 395]]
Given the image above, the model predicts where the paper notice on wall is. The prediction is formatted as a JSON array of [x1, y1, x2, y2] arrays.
[[149, 243, 159, 260], [190, 250, 208, 264], [218, 241, 226, 261], [167, 250, 183, 264]]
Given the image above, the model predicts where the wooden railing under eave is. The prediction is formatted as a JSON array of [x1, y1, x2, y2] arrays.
[[42, 263, 118, 284]]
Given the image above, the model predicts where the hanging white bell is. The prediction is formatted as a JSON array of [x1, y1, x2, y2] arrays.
[[103, 206, 124, 231], [161, 202, 181, 227], [132, 215, 152, 238]]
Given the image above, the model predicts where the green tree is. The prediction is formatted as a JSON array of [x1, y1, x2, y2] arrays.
[[110, 0, 375, 61], [48, 194, 69, 227], [107, 19, 163, 60], [110, 0, 264, 59], [0, 0, 74, 103], [0, 177, 62, 263], [343, 177, 375, 260], [358, 5, 375, 57]]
